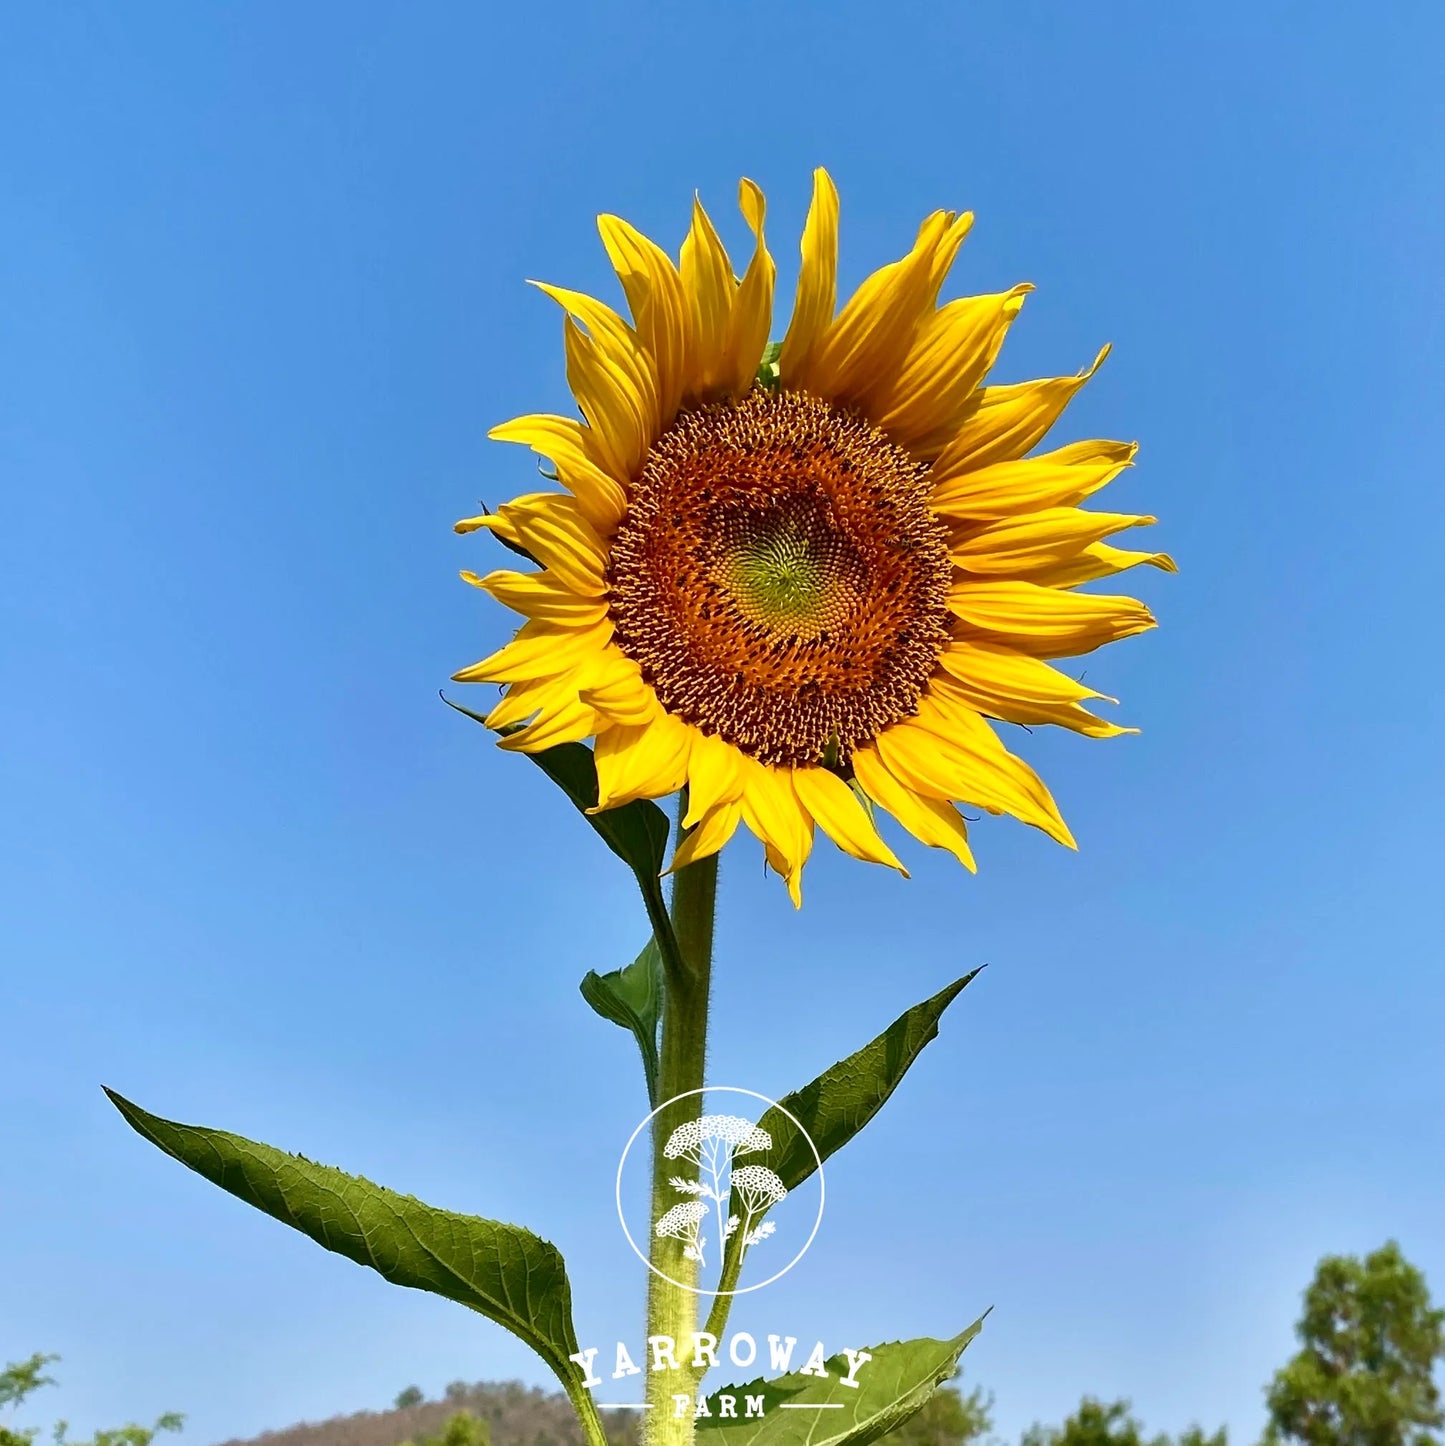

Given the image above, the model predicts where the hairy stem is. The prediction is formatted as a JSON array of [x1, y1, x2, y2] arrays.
[[644, 810, 717, 1446]]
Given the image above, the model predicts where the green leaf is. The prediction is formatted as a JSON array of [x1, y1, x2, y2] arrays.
[[580, 936, 664, 1105], [763, 968, 984, 1191], [104, 1090, 608, 1446], [524, 739, 671, 881], [755, 340, 782, 390], [697, 1321, 987, 1446]]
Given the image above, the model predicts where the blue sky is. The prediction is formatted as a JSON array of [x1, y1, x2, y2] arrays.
[[4, 2, 1444, 1442]]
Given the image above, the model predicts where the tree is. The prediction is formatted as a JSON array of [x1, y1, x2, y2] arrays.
[[1262, 1241, 1445, 1446], [394, 1389, 425, 1410], [398, 1412, 489, 1446], [1021, 1397, 1227, 1446], [887, 1373, 993, 1446], [0, 1355, 181, 1446]]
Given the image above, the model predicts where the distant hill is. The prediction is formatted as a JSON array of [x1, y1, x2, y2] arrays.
[[212, 1382, 640, 1446]]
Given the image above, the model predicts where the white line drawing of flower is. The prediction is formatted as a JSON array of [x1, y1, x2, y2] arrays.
[[657, 1114, 784, 1274], [728, 1163, 787, 1247], [654, 1199, 709, 1264]]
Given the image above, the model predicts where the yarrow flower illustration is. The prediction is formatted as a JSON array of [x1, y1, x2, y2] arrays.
[[454, 168, 1171, 904], [662, 1114, 771, 1160], [654, 1200, 709, 1265]]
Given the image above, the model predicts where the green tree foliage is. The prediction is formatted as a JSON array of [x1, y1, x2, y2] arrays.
[[394, 1391, 425, 1411], [0, 1355, 181, 1446], [398, 1412, 489, 1446], [1021, 1398, 1226, 1446], [886, 1374, 994, 1446], [1262, 1241, 1445, 1446]]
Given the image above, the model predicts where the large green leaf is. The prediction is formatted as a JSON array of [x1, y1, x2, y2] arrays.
[[580, 936, 664, 1105], [105, 1090, 608, 1446], [704, 971, 983, 1325], [697, 1321, 987, 1446], [763, 968, 984, 1191]]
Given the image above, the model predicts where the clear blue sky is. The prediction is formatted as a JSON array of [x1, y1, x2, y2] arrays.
[[4, 3, 1443, 1442]]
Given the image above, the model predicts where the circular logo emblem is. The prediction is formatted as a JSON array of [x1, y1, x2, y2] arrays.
[[615, 1085, 825, 1297]]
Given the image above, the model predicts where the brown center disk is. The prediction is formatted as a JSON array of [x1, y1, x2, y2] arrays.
[[607, 388, 953, 768]]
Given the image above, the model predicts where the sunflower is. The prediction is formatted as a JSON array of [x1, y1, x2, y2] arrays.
[[454, 170, 1171, 904]]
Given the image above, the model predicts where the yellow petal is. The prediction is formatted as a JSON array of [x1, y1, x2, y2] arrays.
[[947, 579, 1157, 659], [483, 670, 584, 731], [874, 285, 1032, 457], [950, 507, 1157, 575], [791, 767, 907, 875], [491, 493, 607, 597], [592, 712, 693, 811], [680, 193, 736, 399], [801, 210, 972, 406], [739, 762, 813, 906], [496, 695, 599, 752], [935, 345, 1111, 474], [487, 413, 628, 534], [778, 167, 839, 388], [452, 616, 612, 685], [597, 214, 692, 429], [1023, 542, 1178, 588], [578, 669, 660, 728], [723, 178, 776, 398], [851, 745, 977, 871], [667, 796, 744, 875], [934, 643, 1133, 740], [930, 439, 1137, 521], [531, 281, 661, 453], [682, 730, 747, 826], [875, 705, 1074, 846], [462, 568, 608, 624], [561, 315, 651, 484]]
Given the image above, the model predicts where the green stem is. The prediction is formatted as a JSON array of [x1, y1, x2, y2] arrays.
[[643, 813, 718, 1446]]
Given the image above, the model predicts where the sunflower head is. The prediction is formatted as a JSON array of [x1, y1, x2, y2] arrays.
[[455, 171, 1172, 904]]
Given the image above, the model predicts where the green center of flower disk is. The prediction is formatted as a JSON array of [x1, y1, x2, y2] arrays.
[[715, 498, 855, 641], [606, 387, 954, 768]]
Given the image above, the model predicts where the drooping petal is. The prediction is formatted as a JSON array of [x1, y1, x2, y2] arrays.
[[683, 729, 747, 826], [792, 766, 907, 874], [667, 796, 744, 874], [592, 712, 693, 811], [874, 701, 1074, 847], [931, 439, 1137, 521], [873, 285, 1032, 457], [949, 507, 1158, 575], [739, 761, 813, 906], [934, 641, 1133, 739], [597, 213, 692, 430], [947, 579, 1157, 658], [851, 745, 977, 871], [934, 345, 1112, 474], [778, 167, 839, 387]]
